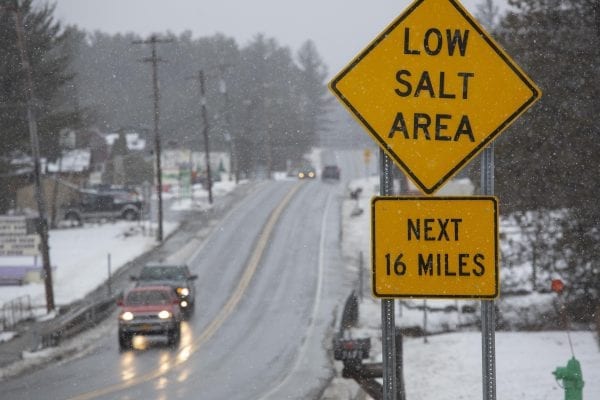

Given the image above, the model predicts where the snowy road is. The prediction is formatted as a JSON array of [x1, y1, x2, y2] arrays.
[[1, 150, 363, 400]]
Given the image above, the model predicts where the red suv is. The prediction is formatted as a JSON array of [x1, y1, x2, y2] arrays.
[[117, 285, 182, 350]]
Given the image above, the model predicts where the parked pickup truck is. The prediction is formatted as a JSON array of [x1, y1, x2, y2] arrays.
[[60, 186, 143, 226]]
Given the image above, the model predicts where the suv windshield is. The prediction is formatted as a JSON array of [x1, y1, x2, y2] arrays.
[[125, 290, 170, 306], [139, 266, 187, 281]]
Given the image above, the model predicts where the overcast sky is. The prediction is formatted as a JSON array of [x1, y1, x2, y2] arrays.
[[52, 0, 508, 79]]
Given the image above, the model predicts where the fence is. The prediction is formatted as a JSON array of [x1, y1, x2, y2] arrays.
[[0, 295, 34, 331]]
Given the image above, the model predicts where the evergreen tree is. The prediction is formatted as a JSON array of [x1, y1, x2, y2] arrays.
[[493, 0, 599, 315], [237, 34, 306, 175], [110, 130, 128, 158], [103, 130, 128, 185], [494, 0, 599, 212], [296, 40, 332, 152], [122, 153, 153, 186], [0, 0, 80, 164]]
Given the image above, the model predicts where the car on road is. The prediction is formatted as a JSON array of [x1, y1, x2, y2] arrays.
[[321, 165, 341, 181], [131, 264, 198, 318], [297, 166, 316, 179], [117, 285, 182, 350], [60, 186, 143, 226]]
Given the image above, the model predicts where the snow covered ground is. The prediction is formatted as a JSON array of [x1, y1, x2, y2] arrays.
[[337, 297, 599, 400], [0, 221, 176, 308], [323, 175, 600, 399], [1, 156, 598, 398], [0, 179, 244, 330]]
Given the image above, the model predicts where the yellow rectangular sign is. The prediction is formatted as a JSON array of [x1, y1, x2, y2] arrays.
[[372, 197, 498, 298]]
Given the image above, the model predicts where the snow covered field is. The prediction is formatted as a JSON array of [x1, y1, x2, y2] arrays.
[[0, 221, 178, 308], [339, 298, 599, 400]]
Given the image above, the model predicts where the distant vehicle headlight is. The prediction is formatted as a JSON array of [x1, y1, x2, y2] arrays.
[[158, 310, 172, 319], [180, 300, 188, 308], [176, 287, 190, 296], [298, 172, 305, 179], [120, 311, 134, 321], [308, 171, 315, 178]]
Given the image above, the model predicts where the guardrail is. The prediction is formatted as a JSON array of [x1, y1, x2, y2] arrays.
[[334, 290, 407, 400], [34, 293, 121, 350]]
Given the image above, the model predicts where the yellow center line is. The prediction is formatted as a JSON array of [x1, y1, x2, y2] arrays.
[[68, 182, 302, 400]]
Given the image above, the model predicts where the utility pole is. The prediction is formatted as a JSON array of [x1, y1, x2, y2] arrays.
[[133, 35, 172, 242], [9, 0, 55, 312], [218, 64, 238, 183], [190, 70, 213, 204]]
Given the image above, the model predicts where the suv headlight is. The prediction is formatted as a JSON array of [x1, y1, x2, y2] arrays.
[[176, 287, 190, 297], [120, 311, 134, 321], [158, 310, 172, 319]]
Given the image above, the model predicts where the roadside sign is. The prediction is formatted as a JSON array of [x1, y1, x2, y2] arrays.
[[0, 234, 41, 257], [372, 196, 498, 298], [0, 216, 36, 236], [329, 0, 541, 194], [0, 217, 40, 256]]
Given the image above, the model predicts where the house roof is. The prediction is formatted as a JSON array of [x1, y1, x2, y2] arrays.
[[46, 149, 91, 173], [105, 132, 146, 151]]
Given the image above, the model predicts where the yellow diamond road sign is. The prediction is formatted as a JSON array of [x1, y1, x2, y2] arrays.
[[329, 0, 541, 194], [372, 197, 498, 298]]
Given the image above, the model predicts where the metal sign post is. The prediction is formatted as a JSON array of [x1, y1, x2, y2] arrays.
[[380, 150, 397, 400], [481, 144, 496, 400]]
